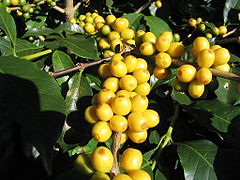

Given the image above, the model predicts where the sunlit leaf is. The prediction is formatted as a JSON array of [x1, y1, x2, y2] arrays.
[[177, 140, 218, 180], [122, 13, 145, 31]]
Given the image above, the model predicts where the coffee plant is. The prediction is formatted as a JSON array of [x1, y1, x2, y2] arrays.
[[0, 0, 240, 179]]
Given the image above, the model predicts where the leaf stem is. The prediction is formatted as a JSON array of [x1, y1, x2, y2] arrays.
[[20, 49, 52, 60]]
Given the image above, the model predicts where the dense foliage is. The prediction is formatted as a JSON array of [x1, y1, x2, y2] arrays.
[[0, 0, 240, 180]]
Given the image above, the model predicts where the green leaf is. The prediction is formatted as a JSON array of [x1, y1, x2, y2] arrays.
[[0, 37, 44, 56], [23, 27, 57, 38], [52, 50, 75, 85], [46, 35, 100, 60], [223, 0, 240, 24], [122, 13, 145, 31], [155, 169, 167, 180], [55, 22, 84, 34], [149, 130, 160, 144], [141, 158, 154, 179], [144, 16, 171, 36], [194, 99, 240, 133], [177, 140, 218, 180], [215, 76, 240, 105], [0, 6, 16, 54], [0, 56, 66, 174], [171, 89, 192, 105], [26, 16, 47, 30]]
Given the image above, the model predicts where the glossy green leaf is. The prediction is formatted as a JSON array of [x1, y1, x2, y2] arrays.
[[155, 169, 167, 180], [177, 140, 218, 180], [0, 56, 66, 174], [52, 50, 75, 85], [0, 6, 16, 54], [122, 13, 145, 31], [46, 35, 100, 60], [144, 16, 171, 36], [23, 27, 57, 38], [26, 16, 47, 30], [149, 130, 160, 144], [194, 100, 240, 133], [55, 22, 84, 34], [171, 89, 192, 105], [223, 0, 240, 24], [215, 76, 240, 105]]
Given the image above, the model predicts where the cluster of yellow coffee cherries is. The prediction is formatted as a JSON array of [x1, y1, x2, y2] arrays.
[[137, 30, 185, 80], [188, 17, 228, 38], [176, 36, 231, 98], [74, 146, 151, 179], [84, 52, 160, 144]]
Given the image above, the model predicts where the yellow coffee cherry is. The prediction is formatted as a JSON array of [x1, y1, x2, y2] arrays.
[[218, 26, 227, 35], [133, 68, 150, 84], [177, 64, 197, 83], [94, 15, 105, 24], [120, 28, 135, 40], [95, 103, 113, 121], [129, 91, 138, 99], [97, 89, 115, 104], [153, 67, 169, 80], [111, 39, 123, 52], [103, 50, 115, 58], [92, 121, 112, 142], [134, 82, 151, 95], [85, 16, 94, 23], [95, 22, 104, 30], [91, 12, 99, 19], [135, 30, 146, 45], [128, 112, 147, 132], [131, 95, 148, 112], [188, 79, 205, 98], [91, 94, 98, 106], [84, 23, 95, 34], [102, 77, 119, 92], [120, 148, 143, 172], [213, 48, 230, 66], [111, 53, 124, 61], [113, 174, 132, 180], [188, 18, 197, 27], [108, 31, 121, 41], [125, 39, 135, 46], [98, 63, 112, 79], [155, 35, 171, 52], [196, 17, 202, 24], [192, 36, 210, 58], [142, 32, 157, 44], [136, 58, 148, 70], [155, 0, 162, 8], [74, 153, 95, 175], [98, 38, 111, 50], [143, 109, 160, 128], [85, 12, 92, 16], [100, 24, 111, 36], [112, 18, 129, 32], [90, 172, 111, 180], [197, 49, 215, 68], [161, 31, 173, 42], [214, 63, 230, 72], [196, 68, 212, 85], [109, 115, 128, 132], [123, 55, 138, 73], [116, 90, 130, 98], [84, 105, 99, 124], [111, 95, 132, 115], [105, 14, 116, 26], [119, 75, 138, 92], [139, 42, 156, 56], [110, 60, 127, 77], [127, 129, 148, 143], [91, 146, 113, 173], [173, 79, 188, 92], [210, 44, 222, 51], [167, 42, 185, 57], [69, 18, 77, 24], [120, 131, 128, 144], [128, 169, 151, 180], [155, 52, 172, 68]]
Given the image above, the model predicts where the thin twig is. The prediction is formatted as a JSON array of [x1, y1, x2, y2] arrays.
[[222, 28, 238, 38], [135, 0, 153, 13], [110, 132, 122, 177], [73, 2, 81, 12]]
